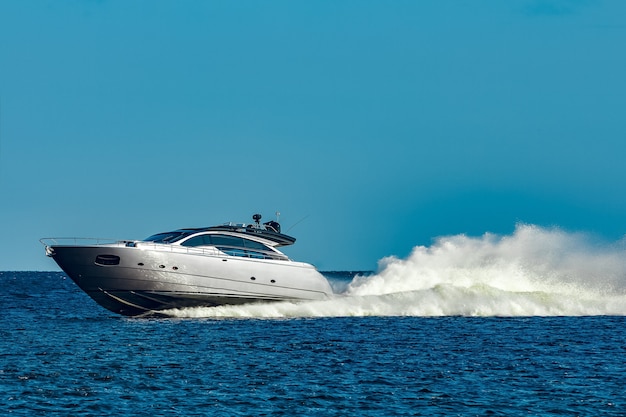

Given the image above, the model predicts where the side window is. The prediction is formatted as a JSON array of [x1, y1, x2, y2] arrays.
[[181, 235, 205, 247], [180, 234, 285, 259], [243, 239, 270, 251], [211, 235, 244, 248], [223, 248, 247, 257], [181, 234, 214, 247], [245, 251, 267, 259]]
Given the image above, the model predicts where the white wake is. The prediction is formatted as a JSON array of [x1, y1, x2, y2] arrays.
[[163, 224, 626, 318]]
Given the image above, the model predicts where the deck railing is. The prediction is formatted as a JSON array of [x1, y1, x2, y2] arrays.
[[39, 238, 291, 261], [39, 237, 120, 246]]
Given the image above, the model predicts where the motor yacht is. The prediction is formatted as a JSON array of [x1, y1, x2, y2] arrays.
[[41, 214, 333, 316]]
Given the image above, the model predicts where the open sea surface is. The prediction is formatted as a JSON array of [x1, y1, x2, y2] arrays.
[[3, 226, 626, 415]]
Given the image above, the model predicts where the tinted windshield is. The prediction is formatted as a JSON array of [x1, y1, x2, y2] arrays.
[[181, 234, 246, 248], [179, 233, 287, 260], [143, 231, 192, 244]]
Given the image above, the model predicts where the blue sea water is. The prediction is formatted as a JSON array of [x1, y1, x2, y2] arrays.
[[2, 270, 626, 416], [4, 225, 626, 415]]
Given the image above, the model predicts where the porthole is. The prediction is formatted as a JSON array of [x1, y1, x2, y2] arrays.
[[172, 266, 178, 270], [159, 265, 165, 269], [250, 277, 256, 281], [138, 262, 144, 266], [95, 254, 120, 266], [270, 279, 276, 283]]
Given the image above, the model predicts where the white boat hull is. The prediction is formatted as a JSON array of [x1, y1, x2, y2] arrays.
[[48, 243, 333, 316]]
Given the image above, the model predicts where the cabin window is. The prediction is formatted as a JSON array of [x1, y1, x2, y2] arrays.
[[180, 235, 208, 247], [243, 239, 270, 251], [210, 235, 244, 248], [181, 234, 247, 249], [178, 233, 286, 260], [143, 231, 191, 244], [181, 234, 245, 250], [95, 254, 120, 266]]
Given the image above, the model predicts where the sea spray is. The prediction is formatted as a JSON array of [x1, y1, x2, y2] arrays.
[[348, 224, 626, 297], [163, 224, 626, 318]]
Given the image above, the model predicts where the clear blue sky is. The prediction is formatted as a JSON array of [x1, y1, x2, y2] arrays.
[[1, 1, 625, 271]]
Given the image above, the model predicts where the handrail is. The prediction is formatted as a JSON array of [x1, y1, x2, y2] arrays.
[[39, 237, 120, 246], [39, 238, 291, 261], [133, 241, 289, 261]]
